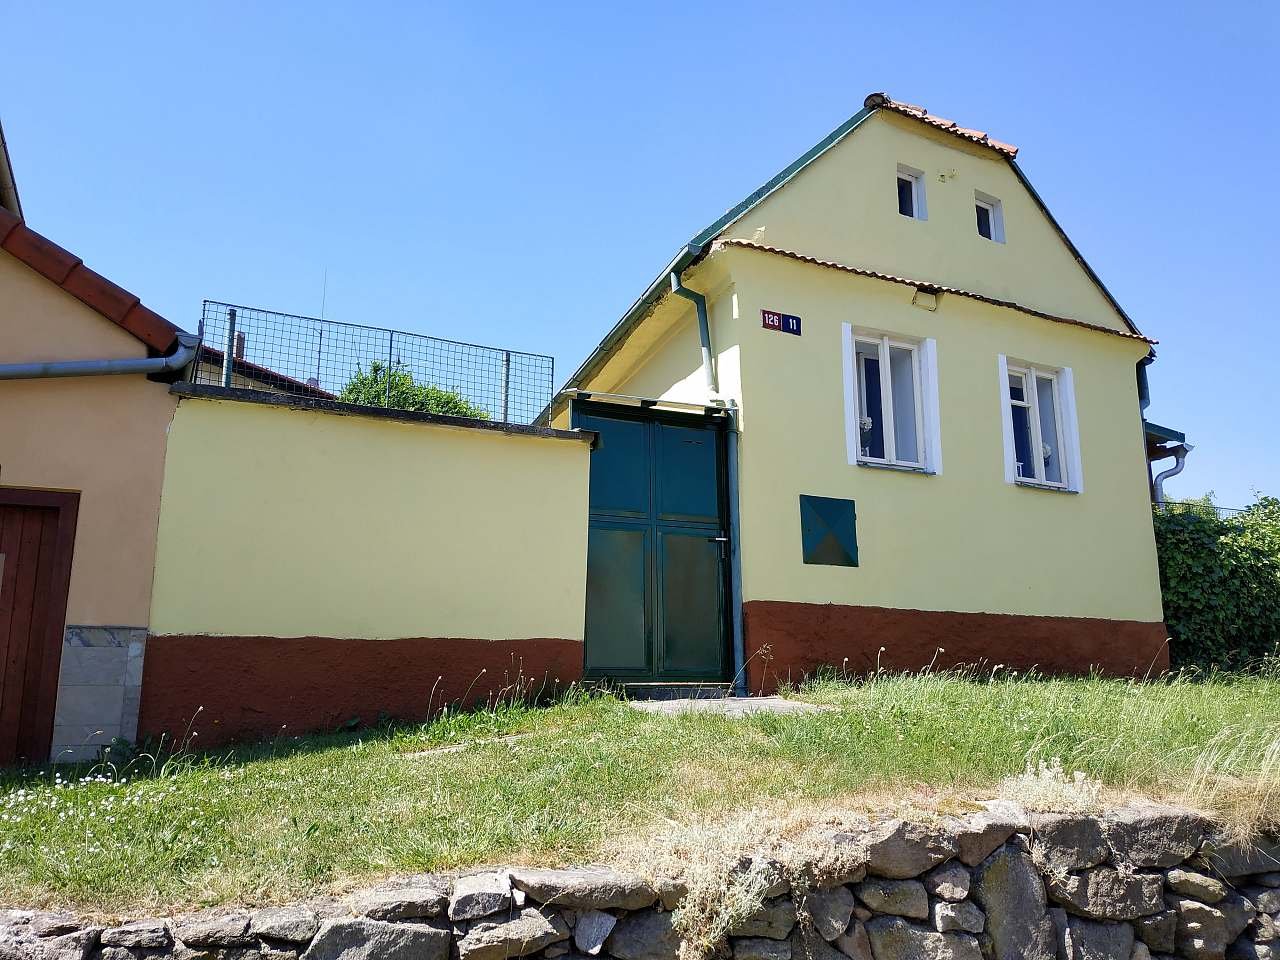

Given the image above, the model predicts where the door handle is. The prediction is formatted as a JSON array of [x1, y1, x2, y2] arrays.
[[707, 536, 728, 542]]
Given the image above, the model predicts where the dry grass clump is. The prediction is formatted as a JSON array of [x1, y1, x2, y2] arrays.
[[1179, 724, 1280, 841], [611, 804, 874, 960]]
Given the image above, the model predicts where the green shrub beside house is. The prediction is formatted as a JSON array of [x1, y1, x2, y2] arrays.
[[1153, 495, 1280, 670]]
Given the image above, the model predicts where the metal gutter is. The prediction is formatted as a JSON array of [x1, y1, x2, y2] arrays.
[[1137, 354, 1154, 412], [0, 118, 23, 220], [1144, 420, 1186, 445], [0, 332, 199, 381]]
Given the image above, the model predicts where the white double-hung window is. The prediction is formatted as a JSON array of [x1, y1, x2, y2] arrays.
[[998, 355, 1082, 491], [843, 326, 942, 473]]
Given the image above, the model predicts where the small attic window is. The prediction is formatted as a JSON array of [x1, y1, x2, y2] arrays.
[[975, 190, 1005, 242], [897, 165, 927, 220]]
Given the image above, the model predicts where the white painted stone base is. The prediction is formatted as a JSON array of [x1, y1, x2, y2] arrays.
[[50, 626, 146, 763]]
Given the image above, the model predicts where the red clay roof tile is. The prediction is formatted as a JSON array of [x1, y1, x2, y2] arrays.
[[864, 92, 1020, 158], [117, 304, 180, 352], [2, 219, 82, 284], [0, 205, 183, 353], [0, 211, 19, 244], [61, 264, 140, 324], [715, 238, 1155, 344]]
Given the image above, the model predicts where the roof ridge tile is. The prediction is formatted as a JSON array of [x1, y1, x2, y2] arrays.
[[864, 91, 1019, 157]]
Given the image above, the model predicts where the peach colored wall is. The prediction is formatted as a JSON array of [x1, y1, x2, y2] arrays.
[[0, 250, 177, 625]]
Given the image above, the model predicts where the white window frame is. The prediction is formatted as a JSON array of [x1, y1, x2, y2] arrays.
[[974, 190, 1005, 243], [997, 355, 1083, 492], [897, 164, 927, 221], [842, 325, 942, 474]]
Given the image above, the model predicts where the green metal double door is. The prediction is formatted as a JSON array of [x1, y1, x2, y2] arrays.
[[575, 404, 730, 683]]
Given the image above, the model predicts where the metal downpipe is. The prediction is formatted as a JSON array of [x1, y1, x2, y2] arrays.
[[1153, 443, 1194, 505], [669, 272, 717, 394], [725, 401, 747, 696], [668, 272, 740, 690], [0, 332, 200, 381]]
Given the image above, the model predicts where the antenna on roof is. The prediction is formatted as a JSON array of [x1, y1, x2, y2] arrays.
[[319, 268, 328, 319]]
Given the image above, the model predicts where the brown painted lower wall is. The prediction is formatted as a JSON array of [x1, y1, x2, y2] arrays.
[[138, 636, 584, 749], [743, 600, 1170, 694]]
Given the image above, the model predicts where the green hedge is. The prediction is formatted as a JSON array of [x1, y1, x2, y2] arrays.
[[339, 361, 490, 420], [1153, 496, 1280, 670]]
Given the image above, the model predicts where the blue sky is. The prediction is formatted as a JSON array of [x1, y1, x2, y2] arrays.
[[5, 2, 1277, 505]]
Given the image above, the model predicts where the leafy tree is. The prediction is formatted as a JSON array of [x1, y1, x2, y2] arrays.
[[1154, 494, 1280, 670], [339, 361, 490, 420]]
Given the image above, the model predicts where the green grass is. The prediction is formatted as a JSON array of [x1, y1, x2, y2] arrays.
[[2, 667, 1278, 913]]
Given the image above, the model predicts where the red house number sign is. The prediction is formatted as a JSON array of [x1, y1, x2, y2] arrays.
[[762, 309, 802, 336]]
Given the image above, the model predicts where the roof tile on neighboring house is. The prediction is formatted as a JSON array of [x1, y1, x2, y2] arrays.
[[0, 205, 184, 353], [196, 344, 336, 399], [716, 238, 1156, 344], [864, 93, 1020, 157]]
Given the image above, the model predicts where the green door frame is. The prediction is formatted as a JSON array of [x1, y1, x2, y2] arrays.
[[573, 399, 734, 684]]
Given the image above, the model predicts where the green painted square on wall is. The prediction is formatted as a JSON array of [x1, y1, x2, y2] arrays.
[[799, 495, 858, 566]]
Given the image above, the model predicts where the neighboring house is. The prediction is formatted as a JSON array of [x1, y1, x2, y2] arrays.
[[0, 125, 197, 763], [550, 93, 1174, 693], [193, 344, 334, 398]]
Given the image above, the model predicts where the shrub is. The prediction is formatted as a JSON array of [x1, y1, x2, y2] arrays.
[[339, 361, 489, 419], [1154, 495, 1280, 670]]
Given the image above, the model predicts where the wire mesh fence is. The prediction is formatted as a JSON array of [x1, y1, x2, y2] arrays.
[[193, 301, 554, 425], [1153, 500, 1246, 521]]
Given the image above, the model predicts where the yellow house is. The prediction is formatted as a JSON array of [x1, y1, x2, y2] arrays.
[[1, 94, 1179, 759], [551, 93, 1170, 693]]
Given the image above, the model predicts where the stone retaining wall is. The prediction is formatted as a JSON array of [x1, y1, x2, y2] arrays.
[[3, 803, 1278, 960]]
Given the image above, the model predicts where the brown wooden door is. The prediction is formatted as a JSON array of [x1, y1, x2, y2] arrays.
[[0, 490, 78, 766]]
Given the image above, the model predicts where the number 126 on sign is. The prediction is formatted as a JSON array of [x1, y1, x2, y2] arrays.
[[762, 310, 802, 336]]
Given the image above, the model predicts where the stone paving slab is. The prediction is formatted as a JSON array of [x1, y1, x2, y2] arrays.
[[627, 696, 832, 716]]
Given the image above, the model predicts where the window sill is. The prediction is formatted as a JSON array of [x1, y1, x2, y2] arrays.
[[1014, 479, 1077, 494], [856, 459, 934, 476]]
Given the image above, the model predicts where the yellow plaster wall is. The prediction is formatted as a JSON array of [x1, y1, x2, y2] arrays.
[[150, 397, 591, 641], [613, 287, 744, 413], [551, 257, 744, 427], [547, 108, 1162, 625], [0, 250, 176, 625], [723, 111, 1129, 333], [726, 246, 1161, 622]]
